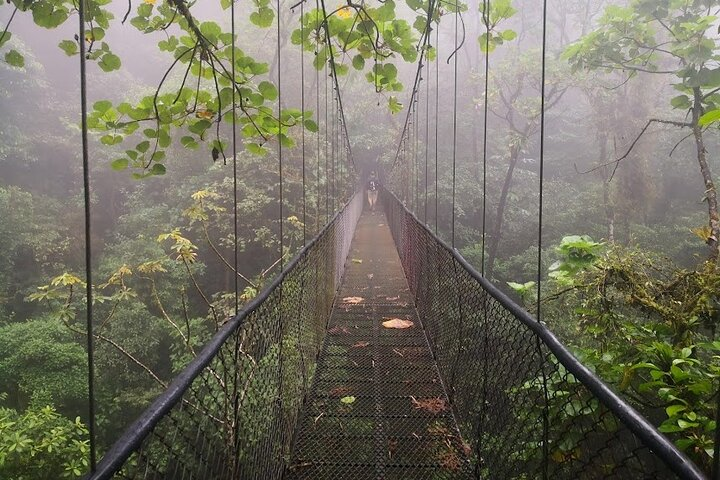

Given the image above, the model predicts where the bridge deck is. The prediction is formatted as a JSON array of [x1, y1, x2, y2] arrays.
[[287, 208, 472, 479]]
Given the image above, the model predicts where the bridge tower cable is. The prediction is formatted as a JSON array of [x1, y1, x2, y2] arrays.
[[78, 0, 97, 471]]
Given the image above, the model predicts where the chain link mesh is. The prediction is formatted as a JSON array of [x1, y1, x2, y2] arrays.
[[382, 189, 704, 480], [91, 193, 363, 479], [91, 189, 704, 479]]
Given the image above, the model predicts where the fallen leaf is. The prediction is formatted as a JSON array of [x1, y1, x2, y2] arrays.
[[411, 396, 448, 414], [438, 449, 461, 471], [382, 318, 414, 329], [340, 395, 356, 404], [378, 223, 385, 226], [367, 273, 374, 279], [352, 341, 370, 348], [329, 386, 352, 396], [351, 258, 363, 263], [343, 296, 364, 304], [386, 296, 400, 301]]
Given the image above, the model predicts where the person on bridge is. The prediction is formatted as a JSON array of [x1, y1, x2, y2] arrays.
[[367, 171, 379, 212]]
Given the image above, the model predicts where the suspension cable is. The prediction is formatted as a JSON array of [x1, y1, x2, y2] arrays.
[[481, 0, 490, 278], [231, 0, 239, 312], [450, 0, 458, 248], [537, 2, 550, 477], [277, 0, 284, 271], [424, 56, 429, 224], [434, 24, 439, 234], [389, 0, 435, 174], [414, 97, 419, 212], [300, 1, 306, 245], [536, 0, 548, 323], [318, 0, 356, 176], [78, 0, 97, 471], [315, 0, 321, 235], [324, 58, 329, 221]]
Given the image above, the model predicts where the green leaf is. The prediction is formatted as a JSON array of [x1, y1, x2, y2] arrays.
[[98, 53, 121, 72], [500, 29, 517, 41], [258, 81, 278, 101], [352, 54, 365, 70], [340, 396, 356, 404], [5, 49, 24, 68], [0, 31, 11, 49], [181, 136, 199, 149], [670, 95, 691, 110], [250, 7, 274, 28], [111, 158, 129, 171], [150, 163, 166, 175], [304, 119, 318, 132], [246, 143, 268, 156], [699, 109, 720, 126], [93, 100, 113, 114], [388, 96, 403, 114], [136, 141, 150, 153], [58, 39, 78, 56], [665, 404, 686, 417]]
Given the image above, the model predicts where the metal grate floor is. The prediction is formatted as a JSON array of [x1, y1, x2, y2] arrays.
[[286, 208, 473, 480]]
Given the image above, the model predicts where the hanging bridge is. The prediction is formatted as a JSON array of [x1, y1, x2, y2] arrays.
[[41, 0, 712, 478], [84, 189, 704, 480]]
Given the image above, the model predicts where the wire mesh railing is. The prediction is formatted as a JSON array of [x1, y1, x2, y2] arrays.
[[381, 188, 706, 480], [88, 192, 363, 480]]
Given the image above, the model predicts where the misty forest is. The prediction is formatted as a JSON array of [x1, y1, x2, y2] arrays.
[[1, 0, 720, 478]]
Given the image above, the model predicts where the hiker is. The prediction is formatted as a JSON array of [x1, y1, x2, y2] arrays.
[[367, 171, 379, 212]]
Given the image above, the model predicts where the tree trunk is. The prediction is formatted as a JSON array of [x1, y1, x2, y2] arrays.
[[486, 145, 520, 277], [692, 87, 720, 261], [598, 132, 615, 243]]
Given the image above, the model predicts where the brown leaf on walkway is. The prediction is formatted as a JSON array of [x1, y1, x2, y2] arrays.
[[328, 386, 352, 397], [382, 318, 414, 329], [352, 341, 370, 348], [342, 296, 364, 304], [438, 449, 461, 471], [411, 396, 447, 414]]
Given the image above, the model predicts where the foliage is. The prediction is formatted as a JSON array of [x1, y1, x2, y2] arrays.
[[0, 396, 90, 479], [0, 318, 87, 411], [548, 235, 603, 285], [544, 242, 720, 473]]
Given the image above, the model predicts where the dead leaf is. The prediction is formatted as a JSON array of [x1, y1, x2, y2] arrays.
[[386, 296, 400, 301], [367, 273, 374, 280], [438, 449, 461, 471], [329, 326, 350, 334], [195, 109, 214, 120], [382, 318, 414, 329], [342, 296, 364, 304], [387, 438, 398, 458], [351, 258, 363, 264], [352, 341, 370, 348], [411, 396, 448, 414], [329, 386, 352, 397]]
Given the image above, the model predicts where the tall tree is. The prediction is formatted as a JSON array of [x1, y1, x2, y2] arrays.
[[565, 0, 720, 259]]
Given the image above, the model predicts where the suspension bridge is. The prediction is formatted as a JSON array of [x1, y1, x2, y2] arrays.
[[49, 0, 712, 478]]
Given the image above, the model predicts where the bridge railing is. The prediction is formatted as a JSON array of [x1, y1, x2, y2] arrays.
[[88, 192, 363, 480], [382, 188, 706, 480]]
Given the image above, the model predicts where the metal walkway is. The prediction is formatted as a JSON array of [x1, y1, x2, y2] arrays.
[[287, 209, 472, 479]]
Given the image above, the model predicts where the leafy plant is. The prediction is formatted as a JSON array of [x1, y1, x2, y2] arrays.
[[0, 397, 90, 479]]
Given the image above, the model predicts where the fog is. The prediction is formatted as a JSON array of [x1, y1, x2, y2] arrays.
[[1, 0, 718, 475]]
